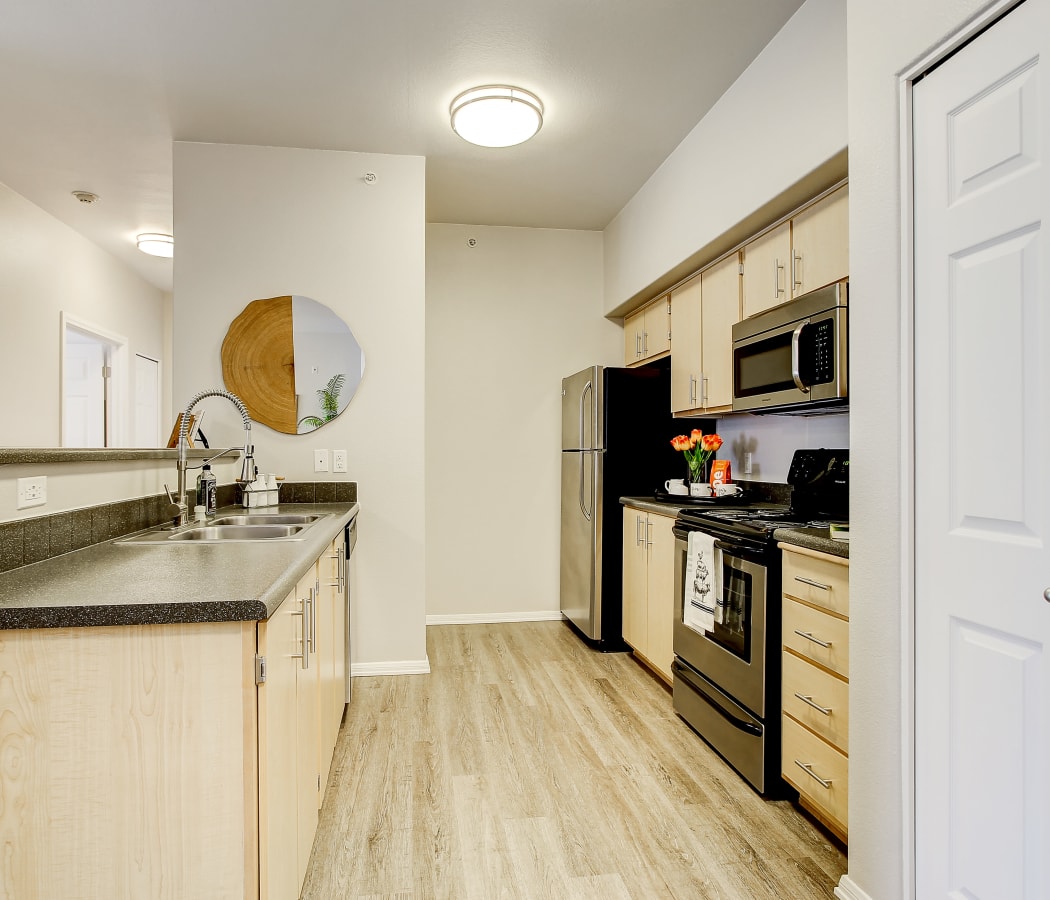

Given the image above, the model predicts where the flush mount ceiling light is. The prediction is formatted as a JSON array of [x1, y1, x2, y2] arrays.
[[136, 233, 174, 258], [450, 85, 543, 148]]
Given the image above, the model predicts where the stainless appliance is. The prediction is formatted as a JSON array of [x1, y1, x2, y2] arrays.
[[560, 364, 691, 649], [672, 449, 849, 794], [732, 282, 848, 414]]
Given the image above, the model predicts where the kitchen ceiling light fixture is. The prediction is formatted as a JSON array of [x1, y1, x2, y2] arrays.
[[450, 85, 543, 148], [136, 233, 174, 258]]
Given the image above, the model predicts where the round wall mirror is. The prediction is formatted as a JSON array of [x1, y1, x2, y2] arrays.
[[221, 295, 365, 434]]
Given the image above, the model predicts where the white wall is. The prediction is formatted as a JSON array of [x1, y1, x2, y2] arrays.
[[602, 0, 848, 314], [0, 182, 168, 448], [173, 142, 427, 671], [425, 223, 619, 621], [715, 413, 849, 485], [847, 1, 997, 898]]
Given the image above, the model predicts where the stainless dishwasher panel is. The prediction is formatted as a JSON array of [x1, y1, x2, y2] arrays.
[[345, 513, 357, 704]]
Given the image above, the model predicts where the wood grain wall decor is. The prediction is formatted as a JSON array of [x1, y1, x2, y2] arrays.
[[221, 296, 297, 433]]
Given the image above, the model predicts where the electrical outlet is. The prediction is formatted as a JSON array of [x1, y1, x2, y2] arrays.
[[332, 450, 347, 473], [16, 476, 47, 509], [313, 449, 330, 473]]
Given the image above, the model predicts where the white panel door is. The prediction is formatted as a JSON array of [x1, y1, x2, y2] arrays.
[[913, 2, 1049, 897]]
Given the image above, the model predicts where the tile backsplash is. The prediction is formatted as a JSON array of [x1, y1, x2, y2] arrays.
[[0, 481, 357, 573]]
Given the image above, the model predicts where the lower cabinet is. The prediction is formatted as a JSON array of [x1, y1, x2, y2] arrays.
[[622, 507, 676, 682], [0, 539, 348, 900], [780, 544, 849, 843]]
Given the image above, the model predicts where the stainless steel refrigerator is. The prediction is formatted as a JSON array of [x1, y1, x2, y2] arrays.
[[560, 363, 695, 649]]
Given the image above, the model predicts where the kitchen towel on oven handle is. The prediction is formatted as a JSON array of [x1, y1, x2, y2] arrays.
[[684, 530, 719, 634]]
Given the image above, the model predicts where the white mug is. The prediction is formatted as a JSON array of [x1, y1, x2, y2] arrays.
[[664, 478, 688, 496], [713, 483, 743, 497], [689, 482, 712, 498]]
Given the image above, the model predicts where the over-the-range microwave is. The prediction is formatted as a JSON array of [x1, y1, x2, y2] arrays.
[[732, 281, 848, 415]]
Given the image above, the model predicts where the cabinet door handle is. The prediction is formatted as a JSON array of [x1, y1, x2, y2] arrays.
[[330, 547, 345, 590], [773, 257, 785, 298], [635, 332, 642, 357], [292, 601, 310, 669], [794, 692, 833, 716], [701, 376, 709, 406], [792, 250, 803, 291], [689, 375, 696, 405], [794, 629, 832, 649], [636, 515, 644, 546], [794, 575, 831, 591], [642, 330, 648, 354], [794, 760, 832, 788], [645, 520, 653, 548]]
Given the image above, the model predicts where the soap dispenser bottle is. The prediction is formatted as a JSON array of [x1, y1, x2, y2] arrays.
[[197, 464, 217, 516]]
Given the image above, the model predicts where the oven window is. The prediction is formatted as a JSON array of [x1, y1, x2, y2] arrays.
[[707, 558, 752, 661], [734, 332, 795, 397]]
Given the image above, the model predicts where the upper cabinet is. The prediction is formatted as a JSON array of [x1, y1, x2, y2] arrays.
[[670, 254, 740, 415], [742, 184, 849, 319], [624, 295, 671, 365]]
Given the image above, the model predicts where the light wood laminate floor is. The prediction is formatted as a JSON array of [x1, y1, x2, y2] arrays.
[[302, 622, 846, 899]]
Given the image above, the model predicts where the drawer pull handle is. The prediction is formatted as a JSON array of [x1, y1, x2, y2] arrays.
[[795, 576, 831, 591], [794, 760, 832, 789], [794, 692, 833, 716], [794, 630, 832, 649]]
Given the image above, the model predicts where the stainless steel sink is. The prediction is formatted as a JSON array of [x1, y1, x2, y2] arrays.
[[209, 514, 322, 526], [168, 524, 305, 541], [116, 512, 330, 544]]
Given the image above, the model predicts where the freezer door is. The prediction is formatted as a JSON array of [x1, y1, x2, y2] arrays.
[[560, 449, 604, 639], [561, 366, 605, 450]]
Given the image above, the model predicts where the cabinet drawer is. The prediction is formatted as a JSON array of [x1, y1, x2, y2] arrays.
[[782, 549, 849, 616], [783, 598, 849, 678], [782, 651, 849, 753], [782, 714, 848, 835]]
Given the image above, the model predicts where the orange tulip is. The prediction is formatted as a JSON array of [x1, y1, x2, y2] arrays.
[[701, 434, 723, 452], [670, 435, 691, 452], [690, 428, 704, 442]]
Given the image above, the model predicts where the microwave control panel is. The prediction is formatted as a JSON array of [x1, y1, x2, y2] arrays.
[[803, 319, 835, 386]]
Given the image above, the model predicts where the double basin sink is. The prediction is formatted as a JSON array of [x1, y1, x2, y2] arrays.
[[119, 513, 328, 545]]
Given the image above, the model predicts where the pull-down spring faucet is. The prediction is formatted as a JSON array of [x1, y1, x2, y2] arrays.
[[169, 389, 253, 526]]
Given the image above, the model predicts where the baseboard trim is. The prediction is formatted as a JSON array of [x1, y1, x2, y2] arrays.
[[350, 657, 431, 677], [834, 875, 872, 900], [426, 611, 565, 625]]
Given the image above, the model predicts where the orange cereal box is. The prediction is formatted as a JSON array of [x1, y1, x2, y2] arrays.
[[710, 459, 732, 486]]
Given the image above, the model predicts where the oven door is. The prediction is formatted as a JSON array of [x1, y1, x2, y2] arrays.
[[673, 528, 769, 718]]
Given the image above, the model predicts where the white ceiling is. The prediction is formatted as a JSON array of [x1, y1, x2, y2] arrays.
[[1, 0, 804, 292]]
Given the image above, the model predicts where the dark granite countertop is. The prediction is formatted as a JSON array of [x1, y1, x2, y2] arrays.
[[0, 502, 358, 629], [775, 525, 850, 559], [620, 496, 692, 517]]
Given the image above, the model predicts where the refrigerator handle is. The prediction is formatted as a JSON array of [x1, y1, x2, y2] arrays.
[[579, 380, 592, 448], [578, 452, 592, 521]]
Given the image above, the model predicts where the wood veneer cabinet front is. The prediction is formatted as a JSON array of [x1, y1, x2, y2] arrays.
[[621, 507, 675, 682], [0, 544, 347, 900], [779, 544, 849, 843], [624, 296, 671, 365]]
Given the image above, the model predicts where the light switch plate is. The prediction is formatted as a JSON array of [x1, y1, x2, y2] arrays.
[[313, 449, 330, 473], [17, 476, 47, 509], [333, 450, 347, 473]]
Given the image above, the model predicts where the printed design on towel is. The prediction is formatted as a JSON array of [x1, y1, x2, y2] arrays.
[[683, 531, 718, 635], [692, 548, 713, 612]]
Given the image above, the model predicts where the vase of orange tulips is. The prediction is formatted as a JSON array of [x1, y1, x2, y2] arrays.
[[671, 429, 723, 486]]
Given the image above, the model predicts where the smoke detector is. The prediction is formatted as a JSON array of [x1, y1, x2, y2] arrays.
[[72, 191, 99, 204]]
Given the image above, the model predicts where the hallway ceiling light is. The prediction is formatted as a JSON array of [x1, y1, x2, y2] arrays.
[[450, 86, 543, 148], [136, 233, 174, 258]]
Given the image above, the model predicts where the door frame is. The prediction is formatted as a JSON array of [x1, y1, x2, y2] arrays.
[[898, 1, 1028, 896], [60, 311, 129, 447]]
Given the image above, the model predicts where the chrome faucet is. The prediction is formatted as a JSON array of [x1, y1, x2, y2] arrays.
[[171, 389, 253, 526]]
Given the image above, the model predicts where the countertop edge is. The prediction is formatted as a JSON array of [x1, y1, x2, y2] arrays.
[[0, 502, 359, 629], [774, 526, 850, 559], [620, 496, 690, 517]]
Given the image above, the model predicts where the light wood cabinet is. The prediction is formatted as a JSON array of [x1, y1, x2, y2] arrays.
[[780, 544, 849, 843], [742, 184, 849, 319], [624, 295, 671, 365], [317, 530, 347, 803], [670, 256, 740, 414], [621, 507, 676, 682], [0, 536, 350, 900]]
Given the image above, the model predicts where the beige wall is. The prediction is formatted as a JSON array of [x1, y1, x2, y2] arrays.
[[602, 0, 848, 314], [173, 142, 427, 672], [0, 181, 168, 448], [425, 223, 619, 621]]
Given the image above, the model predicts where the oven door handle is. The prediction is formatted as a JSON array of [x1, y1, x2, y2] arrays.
[[672, 661, 762, 737]]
